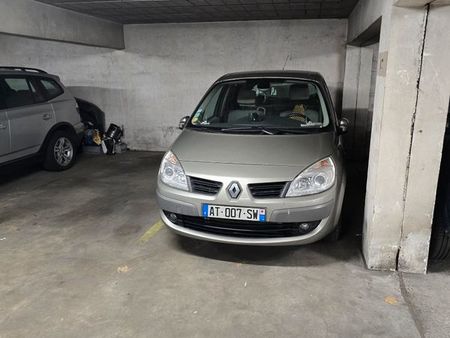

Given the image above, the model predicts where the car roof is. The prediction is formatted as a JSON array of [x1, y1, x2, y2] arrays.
[[0, 67, 58, 80], [215, 70, 326, 84]]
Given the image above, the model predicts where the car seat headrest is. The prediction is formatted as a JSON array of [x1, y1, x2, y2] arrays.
[[290, 84, 310, 101], [237, 87, 256, 105]]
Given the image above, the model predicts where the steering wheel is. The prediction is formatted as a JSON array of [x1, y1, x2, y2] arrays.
[[249, 106, 266, 122]]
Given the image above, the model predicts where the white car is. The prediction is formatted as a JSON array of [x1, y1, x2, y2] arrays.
[[0, 67, 84, 170]]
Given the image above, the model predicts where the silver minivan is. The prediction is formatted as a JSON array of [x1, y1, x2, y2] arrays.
[[157, 71, 348, 245], [0, 67, 84, 171]]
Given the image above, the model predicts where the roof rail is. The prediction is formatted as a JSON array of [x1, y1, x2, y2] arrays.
[[0, 67, 47, 74]]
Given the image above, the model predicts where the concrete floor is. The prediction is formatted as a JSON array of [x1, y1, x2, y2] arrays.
[[0, 151, 449, 338]]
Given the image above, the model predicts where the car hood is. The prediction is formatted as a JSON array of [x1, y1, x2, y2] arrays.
[[171, 129, 335, 167]]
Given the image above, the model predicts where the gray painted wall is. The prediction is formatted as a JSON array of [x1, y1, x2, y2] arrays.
[[348, 0, 392, 42], [0, 0, 124, 49], [0, 19, 347, 151]]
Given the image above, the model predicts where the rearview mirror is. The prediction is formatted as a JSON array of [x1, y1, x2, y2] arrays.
[[339, 118, 349, 134], [179, 116, 190, 130]]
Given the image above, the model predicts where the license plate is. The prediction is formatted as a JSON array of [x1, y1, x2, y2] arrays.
[[202, 204, 266, 222]]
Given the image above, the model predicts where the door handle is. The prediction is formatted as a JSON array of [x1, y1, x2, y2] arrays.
[[43, 113, 52, 120], [0, 123, 7, 130]]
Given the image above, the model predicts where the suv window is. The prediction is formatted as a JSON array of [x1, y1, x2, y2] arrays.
[[28, 78, 46, 104], [39, 78, 63, 100], [0, 82, 5, 110], [1, 77, 35, 109]]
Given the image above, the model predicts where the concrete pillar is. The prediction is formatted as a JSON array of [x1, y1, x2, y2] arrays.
[[363, 6, 429, 271], [398, 4, 450, 273], [364, 2, 450, 273]]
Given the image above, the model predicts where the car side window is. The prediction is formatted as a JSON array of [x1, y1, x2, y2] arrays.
[[39, 78, 63, 100], [28, 78, 46, 104], [0, 79, 7, 110], [5, 78, 29, 91], [192, 86, 224, 124], [2, 77, 35, 109]]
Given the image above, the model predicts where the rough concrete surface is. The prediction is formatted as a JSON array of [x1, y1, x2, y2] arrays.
[[361, 5, 434, 273], [0, 152, 448, 337], [0, 18, 347, 151], [398, 4, 450, 274], [0, 0, 124, 49]]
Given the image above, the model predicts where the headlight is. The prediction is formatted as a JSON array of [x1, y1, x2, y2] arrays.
[[286, 157, 335, 197], [159, 151, 189, 191]]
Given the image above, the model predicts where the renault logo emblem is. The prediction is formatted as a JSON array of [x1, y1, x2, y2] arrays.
[[227, 182, 242, 199]]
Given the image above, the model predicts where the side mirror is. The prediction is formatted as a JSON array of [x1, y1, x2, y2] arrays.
[[179, 116, 190, 130], [339, 118, 349, 134]]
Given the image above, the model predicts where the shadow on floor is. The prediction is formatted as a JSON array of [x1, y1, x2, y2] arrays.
[[0, 158, 42, 186], [173, 235, 362, 268], [429, 258, 450, 274], [173, 160, 369, 268]]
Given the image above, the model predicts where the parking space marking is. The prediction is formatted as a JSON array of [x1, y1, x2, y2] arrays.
[[139, 220, 164, 243]]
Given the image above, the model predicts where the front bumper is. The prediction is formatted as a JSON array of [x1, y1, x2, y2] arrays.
[[156, 182, 341, 245]]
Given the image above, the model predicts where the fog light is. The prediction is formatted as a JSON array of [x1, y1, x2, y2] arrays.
[[299, 223, 311, 231], [169, 213, 178, 223]]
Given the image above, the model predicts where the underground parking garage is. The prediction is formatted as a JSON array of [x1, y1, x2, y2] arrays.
[[1, 0, 450, 336]]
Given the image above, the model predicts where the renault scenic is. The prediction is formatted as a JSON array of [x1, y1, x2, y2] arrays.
[[157, 71, 347, 245]]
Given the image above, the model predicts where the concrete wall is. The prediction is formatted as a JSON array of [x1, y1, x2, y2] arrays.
[[368, 43, 379, 115], [347, 0, 411, 271], [0, 0, 124, 49], [122, 20, 347, 150], [341, 45, 374, 160], [0, 19, 347, 151], [348, 0, 392, 42], [0, 33, 128, 138]]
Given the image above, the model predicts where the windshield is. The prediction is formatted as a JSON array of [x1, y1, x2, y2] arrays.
[[188, 78, 331, 133]]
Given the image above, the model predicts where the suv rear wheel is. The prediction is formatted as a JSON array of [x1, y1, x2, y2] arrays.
[[43, 131, 77, 171]]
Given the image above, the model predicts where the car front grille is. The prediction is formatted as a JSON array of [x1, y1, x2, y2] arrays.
[[248, 182, 288, 198], [164, 211, 320, 238], [189, 177, 222, 195]]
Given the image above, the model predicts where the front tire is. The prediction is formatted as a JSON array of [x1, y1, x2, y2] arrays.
[[43, 131, 77, 171]]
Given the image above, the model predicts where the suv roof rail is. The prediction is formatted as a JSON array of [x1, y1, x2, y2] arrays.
[[0, 66, 48, 74]]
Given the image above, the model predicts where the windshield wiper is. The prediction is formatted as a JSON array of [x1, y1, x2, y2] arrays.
[[188, 125, 223, 133], [272, 127, 321, 134], [220, 126, 315, 135], [220, 126, 280, 134]]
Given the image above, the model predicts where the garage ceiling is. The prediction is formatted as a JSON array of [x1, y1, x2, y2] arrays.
[[35, 0, 359, 24]]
